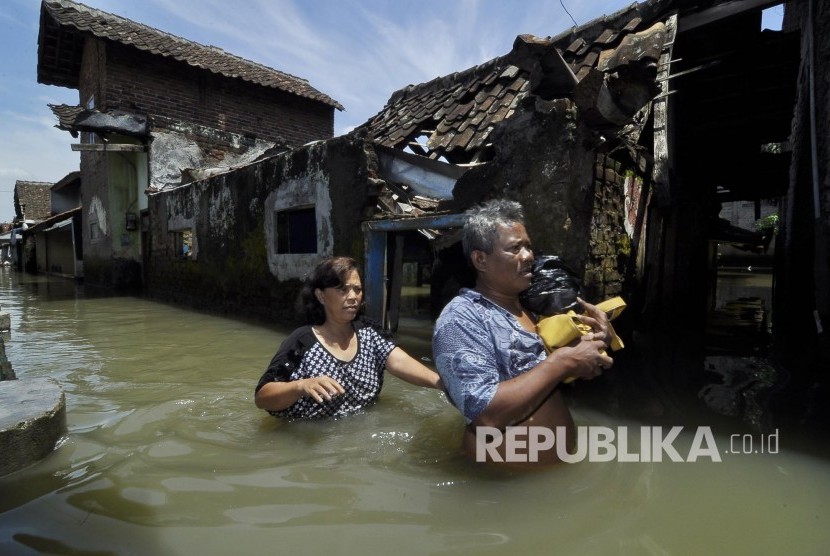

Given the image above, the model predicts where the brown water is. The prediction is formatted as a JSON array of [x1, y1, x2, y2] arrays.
[[0, 270, 828, 555]]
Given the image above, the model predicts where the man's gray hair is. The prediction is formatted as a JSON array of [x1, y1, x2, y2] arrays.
[[462, 199, 525, 260]]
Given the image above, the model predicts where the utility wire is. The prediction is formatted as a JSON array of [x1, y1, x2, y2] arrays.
[[559, 0, 578, 27]]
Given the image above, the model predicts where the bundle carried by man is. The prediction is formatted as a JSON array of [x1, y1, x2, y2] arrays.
[[519, 254, 626, 382]]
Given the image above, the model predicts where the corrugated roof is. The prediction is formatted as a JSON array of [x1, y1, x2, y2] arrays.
[[27, 206, 82, 234], [38, 0, 342, 110]]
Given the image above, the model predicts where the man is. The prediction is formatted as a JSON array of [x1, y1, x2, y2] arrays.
[[432, 199, 613, 464]]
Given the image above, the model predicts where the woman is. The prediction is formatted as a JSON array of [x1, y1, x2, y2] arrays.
[[255, 256, 442, 420]]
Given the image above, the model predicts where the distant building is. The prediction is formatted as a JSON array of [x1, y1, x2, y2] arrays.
[[13, 181, 52, 224]]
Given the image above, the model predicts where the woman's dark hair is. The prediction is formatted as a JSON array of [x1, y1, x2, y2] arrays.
[[298, 256, 362, 325]]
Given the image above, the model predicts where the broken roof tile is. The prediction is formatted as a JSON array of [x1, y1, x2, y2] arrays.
[[623, 16, 643, 33], [478, 94, 498, 113], [500, 65, 520, 79], [362, 0, 666, 165], [449, 126, 477, 152], [582, 50, 600, 69], [575, 66, 593, 82], [595, 28, 619, 45], [565, 37, 586, 56]]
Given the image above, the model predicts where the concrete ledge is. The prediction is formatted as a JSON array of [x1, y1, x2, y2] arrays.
[[0, 378, 67, 476]]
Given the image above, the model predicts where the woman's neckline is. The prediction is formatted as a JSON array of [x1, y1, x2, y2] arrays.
[[312, 322, 359, 363]]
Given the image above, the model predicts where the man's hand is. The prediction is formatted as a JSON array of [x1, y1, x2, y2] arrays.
[[550, 335, 614, 381], [574, 297, 613, 349]]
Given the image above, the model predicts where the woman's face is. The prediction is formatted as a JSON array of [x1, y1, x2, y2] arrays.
[[316, 269, 363, 324]]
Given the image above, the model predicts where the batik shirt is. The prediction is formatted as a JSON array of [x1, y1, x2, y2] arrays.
[[256, 320, 396, 420], [432, 288, 546, 423]]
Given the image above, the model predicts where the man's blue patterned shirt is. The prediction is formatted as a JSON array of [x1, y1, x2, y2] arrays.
[[432, 288, 546, 423]]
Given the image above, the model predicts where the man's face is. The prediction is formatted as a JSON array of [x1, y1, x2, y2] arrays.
[[475, 222, 534, 295]]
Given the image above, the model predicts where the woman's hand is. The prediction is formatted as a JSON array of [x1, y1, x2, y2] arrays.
[[299, 376, 345, 404]]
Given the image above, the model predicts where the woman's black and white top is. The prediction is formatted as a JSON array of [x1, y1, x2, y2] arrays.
[[256, 320, 396, 420]]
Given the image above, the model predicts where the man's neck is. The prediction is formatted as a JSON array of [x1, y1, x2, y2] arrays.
[[473, 284, 524, 316]]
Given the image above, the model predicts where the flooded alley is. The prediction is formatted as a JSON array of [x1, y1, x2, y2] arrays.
[[0, 268, 828, 555]]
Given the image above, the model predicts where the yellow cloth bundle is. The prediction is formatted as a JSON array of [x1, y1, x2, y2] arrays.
[[536, 296, 626, 382]]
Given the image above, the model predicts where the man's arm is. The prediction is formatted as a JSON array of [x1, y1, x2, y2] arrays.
[[472, 336, 611, 428]]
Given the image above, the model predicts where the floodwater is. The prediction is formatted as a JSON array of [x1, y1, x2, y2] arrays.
[[0, 269, 828, 555]]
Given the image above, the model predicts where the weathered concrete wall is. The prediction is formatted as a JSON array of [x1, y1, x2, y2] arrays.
[[80, 148, 113, 288], [0, 336, 15, 381], [452, 97, 600, 281], [0, 378, 66, 477], [145, 133, 374, 326]]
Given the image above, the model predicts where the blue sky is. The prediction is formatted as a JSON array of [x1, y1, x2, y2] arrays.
[[0, 0, 785, 223]]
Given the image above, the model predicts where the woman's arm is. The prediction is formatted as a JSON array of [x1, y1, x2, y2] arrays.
[[385, 347, 443, 389], [254, 376, 345, 411]]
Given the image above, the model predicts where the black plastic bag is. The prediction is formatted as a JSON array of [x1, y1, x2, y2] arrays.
[[519, 254, 582, 316]]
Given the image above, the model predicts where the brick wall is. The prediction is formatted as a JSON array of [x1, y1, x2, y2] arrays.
[[102, 42, 334, 147], [583, 154, 631, 301]]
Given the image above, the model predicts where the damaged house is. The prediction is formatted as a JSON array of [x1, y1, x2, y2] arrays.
[[364, 0, 828, 417], [37, 0, 342, 288]]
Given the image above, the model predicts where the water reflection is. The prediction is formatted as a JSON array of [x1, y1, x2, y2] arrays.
[[0, 269, 827, 555]]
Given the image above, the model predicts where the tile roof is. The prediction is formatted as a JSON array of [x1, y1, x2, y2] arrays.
[[14, 181, 53, 221], [48, 104, 84, 136], [38, 0, 342, 110], [362, 1, 667, 165]]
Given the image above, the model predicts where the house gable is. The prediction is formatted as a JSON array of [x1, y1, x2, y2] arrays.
[[37, 0, 342, 110]]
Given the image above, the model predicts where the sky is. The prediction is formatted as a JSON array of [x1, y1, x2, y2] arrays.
[[0, 0, 786, 224]]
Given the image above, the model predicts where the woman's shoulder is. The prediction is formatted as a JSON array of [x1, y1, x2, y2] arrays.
[[280, 325, 317, 351], [354, 317, 394, 343]]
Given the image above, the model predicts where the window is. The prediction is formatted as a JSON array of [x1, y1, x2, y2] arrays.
[[275, 207, 317, 254], [173, 229, 194, 259]]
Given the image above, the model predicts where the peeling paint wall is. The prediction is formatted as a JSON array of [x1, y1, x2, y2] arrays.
[[81, 146, 113, 286], [145, 134, 372, 326], [150, 118, 278, 191]]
